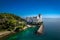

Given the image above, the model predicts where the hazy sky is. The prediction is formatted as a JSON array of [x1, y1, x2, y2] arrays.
[[0, 0, 60, 18]]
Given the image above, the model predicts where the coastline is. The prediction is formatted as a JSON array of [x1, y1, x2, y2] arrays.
[[0, 30, 16, 40], [0, 31, 11, 38], [0, 26, 30, 40], [0, 31, 17, 40]]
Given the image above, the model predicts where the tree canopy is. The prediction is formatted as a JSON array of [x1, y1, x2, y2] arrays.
[[0, 13, 26, 31]]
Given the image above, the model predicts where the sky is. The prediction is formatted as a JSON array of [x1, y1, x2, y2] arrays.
[[0, 0, 60, 18]]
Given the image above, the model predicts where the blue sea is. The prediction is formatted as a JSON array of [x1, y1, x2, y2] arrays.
[[6, 18, 60, 40]]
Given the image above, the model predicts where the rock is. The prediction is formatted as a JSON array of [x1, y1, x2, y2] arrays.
[[37, 24, 44, 34]]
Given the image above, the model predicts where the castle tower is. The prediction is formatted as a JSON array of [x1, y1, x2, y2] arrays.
[[37, 14, 42, 23], [39, 14, 41, 18]]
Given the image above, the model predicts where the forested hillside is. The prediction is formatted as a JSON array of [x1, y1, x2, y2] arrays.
[[0, 13, 26, 31]]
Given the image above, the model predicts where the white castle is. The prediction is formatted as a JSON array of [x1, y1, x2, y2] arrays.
[[25, 14, 44, 34], [25, 14, 42, 23]]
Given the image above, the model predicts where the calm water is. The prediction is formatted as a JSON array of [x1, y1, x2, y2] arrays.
[[6, 18, 60, 40]]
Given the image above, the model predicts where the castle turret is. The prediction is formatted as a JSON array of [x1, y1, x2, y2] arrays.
[[37, 14, 43, 23], [39, 14, 41, 18]]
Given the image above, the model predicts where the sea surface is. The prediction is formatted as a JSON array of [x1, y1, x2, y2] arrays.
[[6, 18, 60, 40]]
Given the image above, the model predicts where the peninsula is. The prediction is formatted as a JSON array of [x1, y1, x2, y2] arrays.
[[0, 13, 44, 39]]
